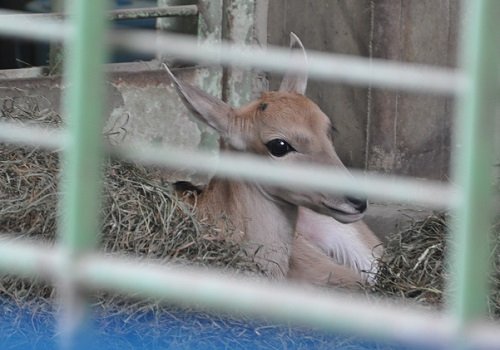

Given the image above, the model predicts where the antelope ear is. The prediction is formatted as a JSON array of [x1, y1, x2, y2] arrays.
[[164, 64, 235, 137], [279, 32, 308, 95]]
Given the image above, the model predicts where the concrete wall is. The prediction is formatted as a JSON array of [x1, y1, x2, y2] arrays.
[[0, 64, 215, 185], [267, 0, 460, 180]]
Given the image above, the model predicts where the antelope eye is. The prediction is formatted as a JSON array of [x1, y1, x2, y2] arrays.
[[265, 139, 295, 157]]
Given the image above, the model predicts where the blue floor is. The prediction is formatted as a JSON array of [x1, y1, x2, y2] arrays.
[[0, 298, 441, 350]]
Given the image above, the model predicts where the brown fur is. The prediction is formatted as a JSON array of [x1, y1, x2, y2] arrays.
[[165, 33, 382, 288], [191, 93, 382, 286]]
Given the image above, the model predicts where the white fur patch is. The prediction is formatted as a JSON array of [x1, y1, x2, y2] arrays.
[[297, 208, 378, 284]]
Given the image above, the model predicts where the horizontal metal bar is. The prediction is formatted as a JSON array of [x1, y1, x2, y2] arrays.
[[0, 120, 66, 150], [0, 121, 458, 208], [0, 235, 497, 349], [79, 255, 453, 347], [0, 235, 62, 280], [114, 30, 464, 94], [448, 0, 499, 336], [112, 142, 460, 209], [108, 5, 198, 20], [0, 5, 197, 41], [0, 10, 464, 94], [0, 9, 69, 42], [0, 5, 198, 21]]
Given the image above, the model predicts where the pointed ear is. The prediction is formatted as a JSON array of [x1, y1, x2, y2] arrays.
[[279, 32, 308, 95], [163, 64, 235, 136]]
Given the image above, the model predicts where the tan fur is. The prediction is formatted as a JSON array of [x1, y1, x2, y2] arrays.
[[190, 92, 382, 286], [197, 179, 297, 278], [165, 34, 382, 288]]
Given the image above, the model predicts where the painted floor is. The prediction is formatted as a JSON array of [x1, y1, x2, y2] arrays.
[[0, 298, 441, 350]]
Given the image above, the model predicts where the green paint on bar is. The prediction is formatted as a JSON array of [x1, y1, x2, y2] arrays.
[[56, 0, 109, 344], [449, 0, 500, 343], [59, 0, 108, 256]]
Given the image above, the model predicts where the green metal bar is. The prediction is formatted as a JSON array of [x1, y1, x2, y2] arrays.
[[58, 0, 108, 343], [60, 0, 108, 252], [449, 0, 500, 340]]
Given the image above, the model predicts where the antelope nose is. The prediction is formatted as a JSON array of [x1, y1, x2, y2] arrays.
[[345, 195, 367, 212]]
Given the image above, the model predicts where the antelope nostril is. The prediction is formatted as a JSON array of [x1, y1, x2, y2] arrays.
[[345, 195, 367, 212]]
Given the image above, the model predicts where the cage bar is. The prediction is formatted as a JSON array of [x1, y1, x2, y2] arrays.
[[0, 235, 499, 349], [109, 5, 197, 20], [57, 0, 109, 343], [0, 10, 463, 94], [0, 9, 69, 41], [0, 120, 66, 150], [0, 119, 458, 209], [113, 29, 464, 94], [59, 0, 107, 264], [222, 0, 258, 106], [1, 5, 198, 21], [111, 142, 459, 209], [448, 0, 500, 342]]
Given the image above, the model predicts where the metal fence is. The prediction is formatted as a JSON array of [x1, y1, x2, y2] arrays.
[[0, 0, 498, 348]]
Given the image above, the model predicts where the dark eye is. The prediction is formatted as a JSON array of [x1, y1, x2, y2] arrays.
[[265, 139, 295, 157]]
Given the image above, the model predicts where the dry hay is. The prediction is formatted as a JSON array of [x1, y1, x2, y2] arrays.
[[0, 148, 264, 300], [370, 213, 500, 319], [0, 96, 263, 309], [369, 215, 448, 308]]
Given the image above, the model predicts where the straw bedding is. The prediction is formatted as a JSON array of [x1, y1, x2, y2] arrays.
[[370, 213, 500, 318], [0, 97, 263, 306]]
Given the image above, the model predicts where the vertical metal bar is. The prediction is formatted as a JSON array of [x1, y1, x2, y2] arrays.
[[194, 0, 223, 152], [450, 0, 500, 341], [222, 0, 258, 106], [196, 0, 223, 99], [58, 0, 108, 344], [221, 0, 269, 106]]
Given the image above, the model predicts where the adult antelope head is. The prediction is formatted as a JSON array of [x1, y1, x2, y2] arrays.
[[165, 33, 367, 225]]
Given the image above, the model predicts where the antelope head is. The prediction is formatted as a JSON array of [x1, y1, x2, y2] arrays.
[[165, 33, 367, 224]]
